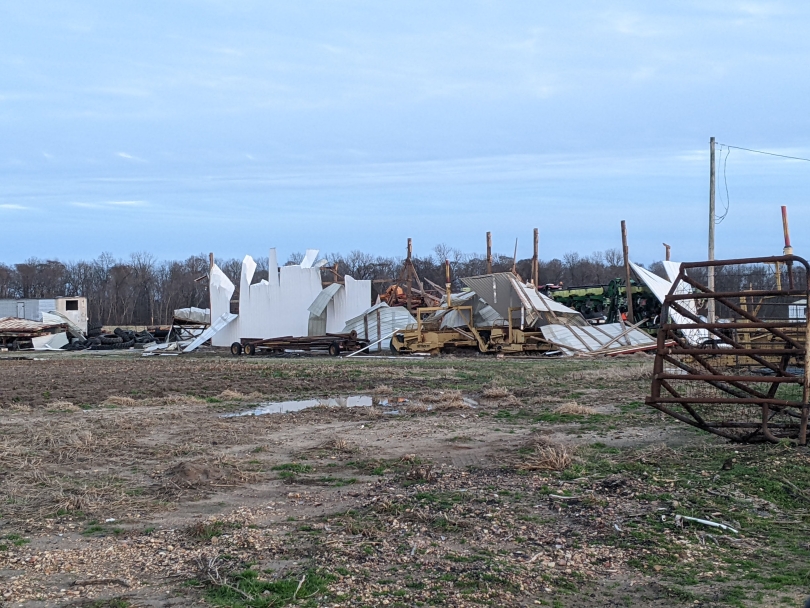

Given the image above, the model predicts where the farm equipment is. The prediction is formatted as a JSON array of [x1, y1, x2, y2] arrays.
[[390, 271, 584, 356], [231, 331, 368, 357], [548, 278, 661, 332]]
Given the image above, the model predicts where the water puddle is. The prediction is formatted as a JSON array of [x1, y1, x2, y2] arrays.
[[222, 395, 477, 418], [223, 395, 406, 417]]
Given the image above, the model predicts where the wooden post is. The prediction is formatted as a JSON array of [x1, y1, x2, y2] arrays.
[[406, 238, 413, 313], [663, 243, 671, 261], [532, 228, 539, 286], [708, 136, 716, 323], [208, 252, 214, 323], [445, 260, 452, 308], [621, 221, 634, 324], [376, 307, 382, 352], [511, 238, 518, 275], [486, 232, 492, 274]]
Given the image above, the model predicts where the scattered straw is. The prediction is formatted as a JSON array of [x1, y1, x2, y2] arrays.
[[217, 390, 263, 401], [519, 444, 574, 472], [101, 396, 137, 407], [318, 437, 356, 452], [516, 435, 575, 472], [553, 402, 598, 416], [218, 390, 247, 401], [47, 400, 80, 412], [405, 402, 428, 414], [481, 386, 513, 399], [421, 390, 462, 404]]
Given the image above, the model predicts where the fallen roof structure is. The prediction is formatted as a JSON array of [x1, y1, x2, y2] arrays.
[[540, 323, 656, 356], [461, 273, 588, 328], [0, 317, 68, 349], [630, 261, 708, 345]]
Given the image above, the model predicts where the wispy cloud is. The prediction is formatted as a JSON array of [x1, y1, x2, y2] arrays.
[[71, 200, 147, 209], [0, 204, 29, 210], [117, 152, 146, 162]]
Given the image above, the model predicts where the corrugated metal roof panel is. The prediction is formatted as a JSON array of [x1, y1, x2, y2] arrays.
[[342, 303, 415, 351], [308, 283, 343, 316], [461, 273, 585, 327], [540, 323, 654, 355]]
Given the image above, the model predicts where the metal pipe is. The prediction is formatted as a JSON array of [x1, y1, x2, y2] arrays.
[[782, 205, 793, 255]]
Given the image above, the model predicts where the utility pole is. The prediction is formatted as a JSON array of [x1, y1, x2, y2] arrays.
[[621, 220, 634, 324], [532, 228, 539, 286], [708, 136, 716, 323], [663, 243, 671, 261]]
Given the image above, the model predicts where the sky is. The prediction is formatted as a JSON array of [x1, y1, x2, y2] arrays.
[[2, 1, 810, 266]]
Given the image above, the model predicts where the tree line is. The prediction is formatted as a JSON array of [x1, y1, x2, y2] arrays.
[[0, 246, 667, 326]]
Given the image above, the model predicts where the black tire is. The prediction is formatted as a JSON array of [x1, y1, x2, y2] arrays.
[[115, 339, 136, 349], [244, 343, 256, 356], [100, 335, 123, 345], [328, 341, 341, 357], [230, 342, 243, 356]]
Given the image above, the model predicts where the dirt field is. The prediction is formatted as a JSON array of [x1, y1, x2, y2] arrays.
[[1, 351, 808, 607]]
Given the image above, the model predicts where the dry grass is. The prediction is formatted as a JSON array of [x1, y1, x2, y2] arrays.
[[101, 395, 138, 407], [149, 394, 205, 406], [317, 436, 356, 453], [405, 401, 428, 414], [553, 401, 598, 415], [419, 389, 469, 410], [372, 384, 392, 396], [46, 399, 81, 412], [217, 390, 264, 401], [433, 399, 468, 411], [563, 362, 652, 383], [516, 435, 575, 472], [621, 442, 678, 464], [481, 386, 514, 399]]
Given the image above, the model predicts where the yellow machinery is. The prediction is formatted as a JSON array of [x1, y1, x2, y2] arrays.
[[390, 268, 556, 355]]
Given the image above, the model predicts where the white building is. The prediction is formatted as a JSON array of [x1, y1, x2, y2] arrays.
[[0, 297, 88, 333]]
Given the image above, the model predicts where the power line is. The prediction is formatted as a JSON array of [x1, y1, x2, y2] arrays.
[[716, 143, 810, 163], [715, 145, 730, 224]]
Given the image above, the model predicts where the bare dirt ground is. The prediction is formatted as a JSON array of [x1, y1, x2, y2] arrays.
[[0, 351, 808, 608]]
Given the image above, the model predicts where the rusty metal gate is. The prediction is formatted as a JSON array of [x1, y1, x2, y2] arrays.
[[647, 255, 810, 444]]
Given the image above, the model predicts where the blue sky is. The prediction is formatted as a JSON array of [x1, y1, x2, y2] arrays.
[[2, 1, 810, 265]]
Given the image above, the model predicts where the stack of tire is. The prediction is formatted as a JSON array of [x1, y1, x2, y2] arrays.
[[67, 323, 158, 350]]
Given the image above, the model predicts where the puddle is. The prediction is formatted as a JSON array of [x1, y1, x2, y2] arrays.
[[225, 395, 391, 417], [223, 394, 476, 418]]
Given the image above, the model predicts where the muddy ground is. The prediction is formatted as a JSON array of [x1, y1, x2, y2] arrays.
[[0, 351, 808, 608]]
